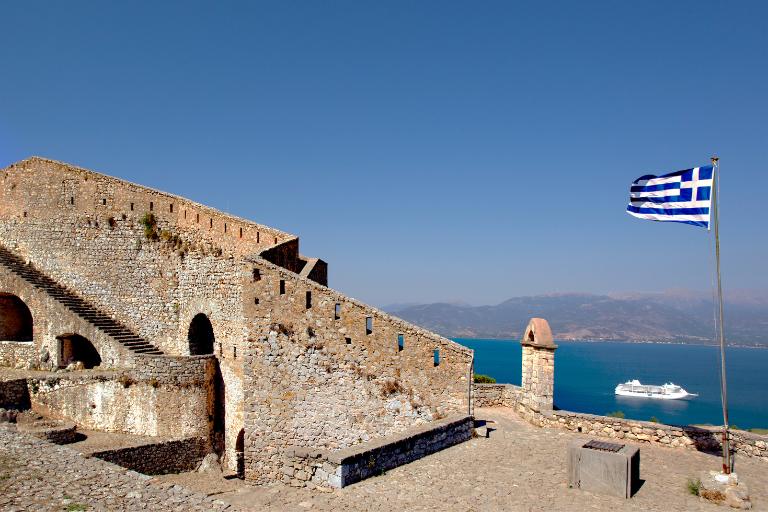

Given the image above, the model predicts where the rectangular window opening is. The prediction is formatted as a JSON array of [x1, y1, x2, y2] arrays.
[[184, 210, 187, 219], [210, 218, 213, 229], [279, 280, 286, 295], [365, 317, 373, 335], [252, 269, 261, 282], [224, 223, 227, 233], [334, 303, 341, 320], [345, 337, 352, 345], [130, 202, 134, 211], [257, 231, 260, 243], [233, 346, 237, 358], [398, 334, 404, 352], [102, 198, 106, 206], [196, 213, 200, 223], [170, 204, 174, 213], [70, 197, 74, 205], [254, 297, 259, 305], [239, 227, 243, 238], [274, 237, 278, 244], [23, 211, 27, 218], [306, 291, 312, 309], [149, 201, 153, 211], [433, 349, 440, 367]]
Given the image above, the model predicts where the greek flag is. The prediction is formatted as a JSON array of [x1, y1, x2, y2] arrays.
[[626, 166, 714, 228]]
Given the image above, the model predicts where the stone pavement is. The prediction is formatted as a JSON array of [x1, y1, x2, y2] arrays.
[[0, 425, 233, 512], [163, 407, 768, 511], [2, 407, 767, 511]]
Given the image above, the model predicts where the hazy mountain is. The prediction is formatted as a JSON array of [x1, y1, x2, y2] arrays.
[[388, 291, 768, 347]]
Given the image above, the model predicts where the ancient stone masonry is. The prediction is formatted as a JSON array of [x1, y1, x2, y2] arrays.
[[0, 156, 474, 480], [473, 317, 768, 463]]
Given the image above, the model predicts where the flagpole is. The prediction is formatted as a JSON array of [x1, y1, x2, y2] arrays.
[[711, 156, 731, 474]]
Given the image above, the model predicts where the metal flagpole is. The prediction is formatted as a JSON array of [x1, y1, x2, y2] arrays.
[[711, 156, 731, 474]]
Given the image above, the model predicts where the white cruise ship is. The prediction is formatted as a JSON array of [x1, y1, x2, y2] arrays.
[[614, 379, 697, 400]]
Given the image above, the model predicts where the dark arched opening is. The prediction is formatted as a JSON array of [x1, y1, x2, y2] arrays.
[[0, 294, 33, 341], [188, 314, 215, 355], [58, 334, 101, 369]]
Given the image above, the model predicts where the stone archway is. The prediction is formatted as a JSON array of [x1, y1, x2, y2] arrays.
[[0, 294, 33, 341], [188, 313, 215, 356], [58, 334, 101, 369]]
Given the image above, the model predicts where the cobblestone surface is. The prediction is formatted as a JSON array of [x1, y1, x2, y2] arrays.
[[0, 426, 234, 511], [164, 407, 768, 511], [3, 408, 767, 511]]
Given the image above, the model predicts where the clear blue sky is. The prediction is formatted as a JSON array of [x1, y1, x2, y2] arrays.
[[1, 1, 766, 306]]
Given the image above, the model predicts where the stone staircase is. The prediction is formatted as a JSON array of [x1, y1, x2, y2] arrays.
[[0, 243, 163, 356]]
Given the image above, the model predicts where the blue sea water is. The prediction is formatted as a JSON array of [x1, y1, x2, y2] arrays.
[[456, 338, 768, 430]]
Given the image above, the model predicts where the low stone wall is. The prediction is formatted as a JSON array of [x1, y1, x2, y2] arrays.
[[18, 420, 78, 444], [544, 411, 768, 461], [472, 383, 768, 462], [89, 437, 208, 475], [27, 369, 210, 438], [0, 378, 30, 409], [473, 383, 521, 408], [0, 341, 35, 369], [283, 414, 473, 488]]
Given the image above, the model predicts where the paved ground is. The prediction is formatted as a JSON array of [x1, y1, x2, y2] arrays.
[[0, 425, 232, 512], [159, 407, 768, 511], [2, 407, 766, 511]]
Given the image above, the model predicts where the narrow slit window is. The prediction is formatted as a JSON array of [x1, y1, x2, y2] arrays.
[[23, 211, 27, 218], [433, 349, 440, 366], [70, 197, 74, 205], [252, 269, 261, 282], [254, 297, 259, 305], [224, 223, 227, 233], [334, 303, 341, 320], [257, 231, 260, 243], [365, 317, 373, 335], [279, 280, 286, 295], [233, 346, 237, 358], [274, 237, 278, 244], [184, 210, 187, 219], [210, 218, 213, 229], [102, 198, 106, 205], [196, 213, 199, 223], [398, 334, 404, 352], [306, 291, 312, 309], [149, 201, 153, 211], [239, 227, 243, 238], [170, 204, 174, 213], [130, 202, 134, 211]]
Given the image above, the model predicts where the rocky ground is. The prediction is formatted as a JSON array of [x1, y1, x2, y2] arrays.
[[2, 407, 766, 511]]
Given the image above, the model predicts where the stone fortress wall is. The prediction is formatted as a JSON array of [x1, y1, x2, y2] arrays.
[[0, 157, 474, 480], [473, 318, 768, 463]]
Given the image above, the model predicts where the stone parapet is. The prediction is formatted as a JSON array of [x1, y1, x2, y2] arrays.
[[282, 414, 473, 488], [473, 383, 522, 408], [89, 437, 208, 475]]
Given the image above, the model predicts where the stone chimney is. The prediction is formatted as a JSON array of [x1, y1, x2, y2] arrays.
[[520, 318, 557, 414]]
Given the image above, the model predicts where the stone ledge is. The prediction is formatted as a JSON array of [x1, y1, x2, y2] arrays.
[[283, 414, 473, 488]]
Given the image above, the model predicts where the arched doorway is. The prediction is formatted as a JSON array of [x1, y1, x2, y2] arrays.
[[188, 313, 215, 355], [0, 294, 33, 341], [58, 334, 101, 369]]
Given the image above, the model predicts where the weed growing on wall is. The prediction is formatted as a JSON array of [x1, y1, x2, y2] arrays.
[[140, 213, 158, 240]]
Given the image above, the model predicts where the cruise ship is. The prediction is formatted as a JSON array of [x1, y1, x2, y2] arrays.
[[614, 379, 697, 400]]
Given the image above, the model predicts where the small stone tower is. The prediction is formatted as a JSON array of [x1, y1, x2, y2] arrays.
[[520, 318, 557, 414]]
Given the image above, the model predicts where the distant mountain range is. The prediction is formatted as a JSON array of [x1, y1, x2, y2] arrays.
[[385, 290, 768, 347]]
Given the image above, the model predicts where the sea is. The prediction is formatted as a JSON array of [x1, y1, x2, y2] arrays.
[[456, 338, 768, 430]]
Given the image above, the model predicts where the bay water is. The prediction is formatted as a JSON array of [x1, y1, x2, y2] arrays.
[[457, 338, 768, 430]]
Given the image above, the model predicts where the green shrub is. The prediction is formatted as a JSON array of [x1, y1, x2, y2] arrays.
[[606, 410, 625, 419], [649, 416, 660, 423], [686, 477, 701, 496], [140, 213, 158, 240], [474, 374, 497, 384]]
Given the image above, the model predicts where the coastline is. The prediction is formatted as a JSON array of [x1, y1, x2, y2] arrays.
[[451, 337, 768, 349]]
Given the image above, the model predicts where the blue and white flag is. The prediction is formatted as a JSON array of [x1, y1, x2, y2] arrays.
[[626, 166, 714, 228]]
